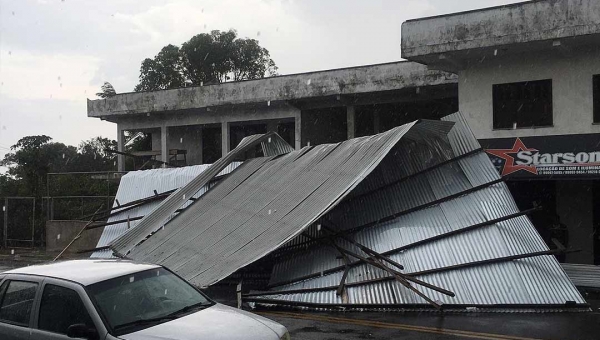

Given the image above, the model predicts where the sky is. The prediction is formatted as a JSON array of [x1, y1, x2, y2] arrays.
[[0, 0, 524, 167]]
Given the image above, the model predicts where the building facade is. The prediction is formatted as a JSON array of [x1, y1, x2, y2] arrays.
[[402, 0, 600, 264]]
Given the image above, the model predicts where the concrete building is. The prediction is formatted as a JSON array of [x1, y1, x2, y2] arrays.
[[402, 0, 600, 264], [88, 62, 457, 170]]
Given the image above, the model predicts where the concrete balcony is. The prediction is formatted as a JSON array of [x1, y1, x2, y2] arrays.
[[401, 0, 600, 71]]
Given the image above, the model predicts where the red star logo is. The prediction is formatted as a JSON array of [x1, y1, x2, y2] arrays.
[[485, 138, 538, 176]]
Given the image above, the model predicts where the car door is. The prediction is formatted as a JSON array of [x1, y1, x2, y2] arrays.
[[30, 278, 108, 340], [0, 274, 43, 340]]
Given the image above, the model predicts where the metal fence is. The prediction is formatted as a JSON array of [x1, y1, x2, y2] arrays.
[[2, 197, 35, 248], [44, 171, 126, 221]]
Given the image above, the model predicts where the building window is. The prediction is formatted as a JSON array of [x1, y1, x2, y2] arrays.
[[493, 79, 553, 129], [594, 75, 600, 123]]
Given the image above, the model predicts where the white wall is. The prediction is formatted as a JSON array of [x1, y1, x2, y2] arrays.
[[459, 48, 600, 139]]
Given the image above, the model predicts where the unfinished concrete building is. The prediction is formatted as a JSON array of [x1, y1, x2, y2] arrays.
[[87, 62, 457, 170]]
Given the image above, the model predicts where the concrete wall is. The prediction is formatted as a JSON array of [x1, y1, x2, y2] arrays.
[[459, 49, 600, 139], [88, 62, 456, 119], [46, 220, 104, 253], [557, 181, 594, 264], [117, 103, 299, 130], [401, 0, 600, 58]]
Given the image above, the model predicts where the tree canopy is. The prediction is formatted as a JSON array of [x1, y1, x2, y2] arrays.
[[134, 30, 278, 92], [0, 136, 117, 198], [96, 82, 117, 98]]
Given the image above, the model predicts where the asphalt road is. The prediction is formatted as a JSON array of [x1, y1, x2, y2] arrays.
[[258, 309, 600, 340]]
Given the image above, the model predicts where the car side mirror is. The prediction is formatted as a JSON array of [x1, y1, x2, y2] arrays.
[[66, 324, 98, 340]]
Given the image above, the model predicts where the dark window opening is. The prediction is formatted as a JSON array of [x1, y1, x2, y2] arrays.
[[230, 123, 267, 151], [0, 280, 38, 326], [301, 107, 347, 146], [277, 121, 296, 148], [355, 98, 458, 137], [201, 125, 222, 164], [38, 284, 95, 335], [493, 79, 553, 129], [230, 123, 267, 159], [594, 75, 600, 123]]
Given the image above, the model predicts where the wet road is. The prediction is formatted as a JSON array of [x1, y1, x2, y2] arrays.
[[258, 309, 600, 340]]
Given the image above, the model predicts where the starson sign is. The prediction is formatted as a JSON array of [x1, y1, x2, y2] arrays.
[[479, 134, 600, 179]]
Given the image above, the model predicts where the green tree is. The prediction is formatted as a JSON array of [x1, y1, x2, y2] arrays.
[[0, 136, 118, 197], [75, 137, 118, 172], [134, 30, 277, 92], [0, 136, 76, 197], [0, 174, 20, 197], [135, 44, 186, 92], [96, 82, 117, 98]]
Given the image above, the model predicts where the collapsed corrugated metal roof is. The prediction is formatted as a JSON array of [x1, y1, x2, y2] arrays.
[[108, 112, 585, 310], [561, 263, 600, 290], [246, 113, 585, 310], [91, 164, 239, 258], [110, 132, 293, 257]]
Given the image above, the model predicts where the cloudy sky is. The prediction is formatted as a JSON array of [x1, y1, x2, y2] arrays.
[[0, 0, 523, 163]]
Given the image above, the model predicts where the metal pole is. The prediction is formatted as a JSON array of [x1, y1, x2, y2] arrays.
[[53, 205, 103, 261], [46, 174, 51, 222], [3, 198, 7, 249], [32, 198, 36, 248], [106, 172, 111, 213]]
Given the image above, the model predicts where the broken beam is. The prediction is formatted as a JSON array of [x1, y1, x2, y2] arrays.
[[256, 248, 575, 296], [268, 204, 533, 289], [275, 177, 504, 255]]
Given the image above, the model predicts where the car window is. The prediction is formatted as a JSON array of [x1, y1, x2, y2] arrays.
[[88, 267, 211, 335], [0, 281, 8, 296], [38, 284, 95, 335], [0, 281, 38, 326]]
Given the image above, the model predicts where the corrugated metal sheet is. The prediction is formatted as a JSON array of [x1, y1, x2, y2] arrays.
[[251, 111, 585, 309], [110, 132, 292, 257], [562, 263, 600, 289], [120, 120, 458, 287], [91, 163, 239, 258]]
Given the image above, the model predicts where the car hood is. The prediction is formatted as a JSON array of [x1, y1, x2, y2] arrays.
[[120, 303, 285, 340]]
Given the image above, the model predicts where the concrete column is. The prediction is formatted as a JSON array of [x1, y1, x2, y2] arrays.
[[557, 180, 594, 264], [116, 126, 125, 172], [373, 111, 380, 134], [221, 122, 230, 156], [347, 106, 355, 139], [197, 127, 203, 164], [294, 110, 302, 150], [161, 125, 168, 167]]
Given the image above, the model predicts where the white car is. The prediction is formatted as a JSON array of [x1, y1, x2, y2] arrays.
[[0, 259, 290, 340]]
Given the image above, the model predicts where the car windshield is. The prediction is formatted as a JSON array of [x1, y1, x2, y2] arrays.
[[87, 267, 212, 334]]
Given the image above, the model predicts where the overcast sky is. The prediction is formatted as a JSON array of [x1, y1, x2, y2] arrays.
[[0, 0, 524, 165]]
